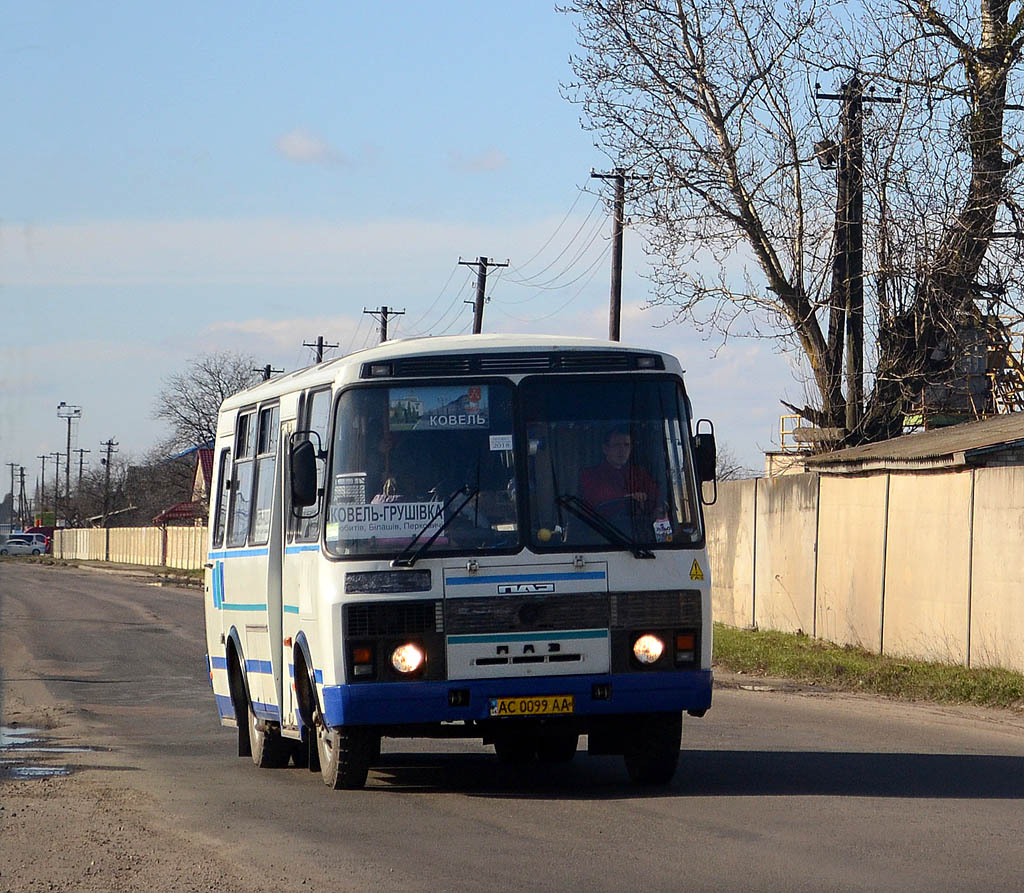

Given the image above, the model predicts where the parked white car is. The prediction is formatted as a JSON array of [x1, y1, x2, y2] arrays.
[[1, 537, 44, 556]]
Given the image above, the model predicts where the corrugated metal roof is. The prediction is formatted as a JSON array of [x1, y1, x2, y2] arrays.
[[804, 412, 1024, 473]]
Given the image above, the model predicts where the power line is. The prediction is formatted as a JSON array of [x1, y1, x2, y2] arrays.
[[458, 256, 509, 334], [363, 306, 405, 343], [302, 335, 339, 364]]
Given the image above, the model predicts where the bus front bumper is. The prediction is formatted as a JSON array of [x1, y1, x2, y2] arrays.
[[320, 669, 712, 728]]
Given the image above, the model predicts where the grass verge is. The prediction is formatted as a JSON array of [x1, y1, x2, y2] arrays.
[[713, 623, 1024, 711]]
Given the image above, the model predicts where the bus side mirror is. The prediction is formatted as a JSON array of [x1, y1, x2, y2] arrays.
[[291, 439, 318, 507], [694, 419, 717, 506]]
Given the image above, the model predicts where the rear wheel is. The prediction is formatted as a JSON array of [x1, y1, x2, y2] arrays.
[[248, 702, 291, 768], [623, 712, 682, 784], [316, 712, 374, 789]]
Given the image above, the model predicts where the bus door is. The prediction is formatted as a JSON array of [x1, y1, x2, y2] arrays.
[[281, 389, 331, 725], [225, 404, 282, 720]]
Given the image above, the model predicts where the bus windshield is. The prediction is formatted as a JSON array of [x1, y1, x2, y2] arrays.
[[522, 376, 701, 550], [324, 382, 518, 557]]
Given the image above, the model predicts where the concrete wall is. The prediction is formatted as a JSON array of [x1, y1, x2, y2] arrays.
[[815, 475, 887, 651], [753, 475, 818, 635], [882, 471, 973, 663], [708, 466, 1024, 674], [968, 466, 1024, 671], [705, 479, 755, 629]]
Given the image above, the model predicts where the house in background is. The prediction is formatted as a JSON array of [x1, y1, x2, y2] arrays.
[[152, 446, 214, 527]]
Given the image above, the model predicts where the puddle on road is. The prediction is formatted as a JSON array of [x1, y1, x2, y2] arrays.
[[0, 725, 99, 781]]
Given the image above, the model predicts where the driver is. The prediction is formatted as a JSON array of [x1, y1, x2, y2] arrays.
[[579, 426, 661, 521]]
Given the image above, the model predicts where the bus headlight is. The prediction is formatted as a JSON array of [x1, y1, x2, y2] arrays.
[[391, 643, 424, 674], [632, 634, 665, 665]]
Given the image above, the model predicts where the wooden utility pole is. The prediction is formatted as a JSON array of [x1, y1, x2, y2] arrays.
[[37, 455, 49, 515], [303, 336, 339, 364], [101, 438, 118, 528], [817, 78, 898, 435], [363, 306, 405, 343], [52, 452, 63, 515], [74, 448, 90, 495], [254, 364, 283, 382], [6, 463, 17, 528], [591, 168, 649, 341], [458, 257, 508, 334]]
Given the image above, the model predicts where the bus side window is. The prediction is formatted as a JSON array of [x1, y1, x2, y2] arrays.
[[227, 411, 256, 548], [294, 388, 331, 543], [211, 448, 231, 548], [249, 404, 279, 545]]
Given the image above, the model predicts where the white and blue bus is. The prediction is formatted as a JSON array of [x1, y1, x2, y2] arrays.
[[204, 334, 717, 788]]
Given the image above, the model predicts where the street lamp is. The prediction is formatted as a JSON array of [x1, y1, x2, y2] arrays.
[[56, 402, 81, 523]]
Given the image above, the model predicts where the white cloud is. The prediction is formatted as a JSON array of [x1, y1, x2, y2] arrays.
[[449, 147, 509, 172], [275, 129, 347, 165]]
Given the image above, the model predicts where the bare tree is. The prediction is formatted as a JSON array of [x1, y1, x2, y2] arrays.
[[153, 352, 259, 453], [563, 0, 1024, 443]]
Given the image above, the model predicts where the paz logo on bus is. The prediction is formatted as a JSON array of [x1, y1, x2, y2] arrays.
[[497, 582, 555, 594]]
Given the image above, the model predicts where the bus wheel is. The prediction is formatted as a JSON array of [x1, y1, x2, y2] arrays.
[[537, 731, 578, 764], [623, 712, 681, 785], [315, 715, 372, 789], [248, 702, 291, 769]]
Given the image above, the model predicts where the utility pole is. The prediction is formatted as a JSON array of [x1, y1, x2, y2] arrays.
[[52, 452, 63, 517], [363, 306, 406, 343], [458, 257, 509, 334], [303, 336, 339, 364], [254, 364, 283, 382], [591, 168, 649, 342], [100, 438, 118, 528], [38, 455, 49, 516], [17, 467, 27, 529], [57, 402, 81, 522], [7, 463, 17, 529], [816, 78, 898, 435], [74, 448, 90, 495]]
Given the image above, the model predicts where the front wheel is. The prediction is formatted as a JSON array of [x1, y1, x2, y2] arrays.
[[316, 714, 375, 789], [623, 712, 682, 785], [0, 549, 8, 555], [537, 731, 579, 764]]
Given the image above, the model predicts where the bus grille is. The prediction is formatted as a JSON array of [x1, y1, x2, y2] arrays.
[[445, 592, 609, 634], [611, 590, 701, 628], [344, 600, 442, 637]]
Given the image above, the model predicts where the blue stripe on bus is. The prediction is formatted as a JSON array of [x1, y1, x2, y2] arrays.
[[207, 548, 270, 560], [283, 605, 299, 614], [252, 701, 281, 721], [285, 544, 320, 555], [446, 571, 607, 585], [245, 659, 273, 674], [447, 629, 609, 645], [210, 656, 228, 670], [221, 603, 268, 612], [215, 693, 234, 719]]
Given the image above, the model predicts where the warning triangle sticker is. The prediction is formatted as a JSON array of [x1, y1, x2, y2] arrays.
[[689, 559, 704, 581]]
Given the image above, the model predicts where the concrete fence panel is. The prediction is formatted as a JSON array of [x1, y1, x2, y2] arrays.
[[967, 466, 1024, 673], [753, 474, 819, 634], [882, 470, 973, 663], [165, 526, 208, 569], [815, 474, 888, 651], [705, 479, 756, 628]]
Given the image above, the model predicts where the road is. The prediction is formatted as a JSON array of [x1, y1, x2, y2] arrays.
[[2, 561, 1024, 892]]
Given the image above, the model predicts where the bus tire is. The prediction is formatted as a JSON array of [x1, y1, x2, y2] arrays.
[[248, 702, 291, 769], [316, 717, 372, 789], [623, 712, 681, 785], [537, 731, 578, 764]]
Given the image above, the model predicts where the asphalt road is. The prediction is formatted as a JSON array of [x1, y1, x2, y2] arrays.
[[3, 561, 1024, 891]]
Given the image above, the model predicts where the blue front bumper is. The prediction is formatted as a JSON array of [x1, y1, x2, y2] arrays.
[[321, 669, 712, 727]]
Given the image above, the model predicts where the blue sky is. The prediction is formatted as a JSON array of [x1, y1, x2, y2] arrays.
[[1, 1, 798, 503]]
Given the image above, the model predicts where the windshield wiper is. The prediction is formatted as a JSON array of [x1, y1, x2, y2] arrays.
[[391, 485, 480, 568], [556, 494, 655, 559]]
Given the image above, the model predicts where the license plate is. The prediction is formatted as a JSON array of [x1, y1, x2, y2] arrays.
[[488, 695, 575, 717]]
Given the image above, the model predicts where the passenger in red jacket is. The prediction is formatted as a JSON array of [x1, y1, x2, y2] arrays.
[[579, 426, 662, 523]]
